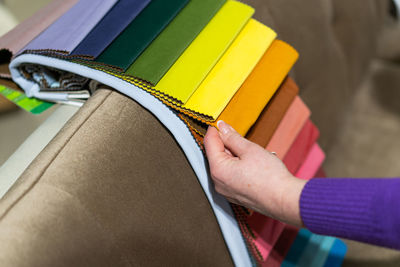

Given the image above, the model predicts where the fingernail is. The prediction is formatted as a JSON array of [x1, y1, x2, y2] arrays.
[[217, 120, 231, 135]]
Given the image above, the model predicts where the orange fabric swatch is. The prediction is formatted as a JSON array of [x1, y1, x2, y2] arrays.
[[246, 77, 299, 147], [213, 40, 298, 136], [266, 96, 310, 158]]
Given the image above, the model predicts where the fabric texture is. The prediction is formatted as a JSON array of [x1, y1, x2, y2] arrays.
[[97, 0, 189, 70], [153, 0, 254, 103], [71, 0, 151, 57], [23, 0, 118, 52], [296, 144, 325, 180], [125, 0, 226, 85], [9, 53, 252, 266], [241, 95, 316, 262], [263, 153, 327, 267], [266, 96, 310, 158], [246, 76, 298, 147], [0, 0, 78, 54], [283, 120, 320, 174], [301, 177, 400, 250], [183, 19, 275, 119], [213, 40, 298, 136], [323, 238, 347, 267], [0, 89, 234, 267]]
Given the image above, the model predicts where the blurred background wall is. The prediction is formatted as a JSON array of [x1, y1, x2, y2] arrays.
[[0, 0, 53, 165]]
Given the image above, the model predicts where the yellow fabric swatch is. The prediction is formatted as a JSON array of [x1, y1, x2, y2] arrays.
[[183, 19, 276, 119], [212, 40, 299, 136], [154, 0, 254, 103]]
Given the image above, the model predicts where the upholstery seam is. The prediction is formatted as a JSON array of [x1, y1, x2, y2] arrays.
[[0, 90, 113, 221]]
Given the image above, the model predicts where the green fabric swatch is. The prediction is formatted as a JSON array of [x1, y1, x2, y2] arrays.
[[125, 0, 226, 85], [97, 0, 189, 70], [0, 86, 54, 114]]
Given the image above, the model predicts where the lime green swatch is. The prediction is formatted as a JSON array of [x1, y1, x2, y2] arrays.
[[154, 0, 254, 103], [125, 0, 226, 85], [0, 85, 54, 114], [183, 19, 276, 119]]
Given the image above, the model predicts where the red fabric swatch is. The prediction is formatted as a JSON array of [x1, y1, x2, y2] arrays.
[[283, 120, 320, 174]]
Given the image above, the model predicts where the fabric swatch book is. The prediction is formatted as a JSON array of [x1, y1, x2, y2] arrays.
[[0, 0, 347, 266]]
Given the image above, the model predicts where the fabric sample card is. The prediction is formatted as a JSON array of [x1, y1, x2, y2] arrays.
[[154, 0, 254, 103], [213, 40, 298, 136], [126, 0, 226, 85], [263, 168, 327, 267], [266, 96, 311, 158], [71, 0, 151, 57], [282, 230, 338, 267], [183, 19, 275, 119], [262, 225, 299, 267], [246, 77, 299, 147], [246, 212, 285, 261], [24, 0, 118, 52], [297, 235, 336, 267], [281, 228, 313, 267], [245, 121, 317, 261], [323, 239, 347, 267], [0, 86, 53, 114], [296, 143, 325, 180], [283, 120, 320, 174], [0, 0, 78, 54], [97, 0, 189, 70]]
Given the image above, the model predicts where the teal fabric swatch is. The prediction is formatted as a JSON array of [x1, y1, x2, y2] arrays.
[[97, 0, 189, 70], [125, 0, 226, 84]]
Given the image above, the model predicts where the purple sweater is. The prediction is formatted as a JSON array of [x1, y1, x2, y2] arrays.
[[300, 178, 400, 249]]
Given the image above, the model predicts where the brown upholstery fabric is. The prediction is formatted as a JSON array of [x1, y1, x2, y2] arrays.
[[0, 1, 398, 266], [0, 89, 233, 267]]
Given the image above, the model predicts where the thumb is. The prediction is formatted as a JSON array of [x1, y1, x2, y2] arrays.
[[217, 120, 255, 158]]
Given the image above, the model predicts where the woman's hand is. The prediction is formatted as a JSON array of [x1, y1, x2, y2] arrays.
[[204, 121, 305, 227]]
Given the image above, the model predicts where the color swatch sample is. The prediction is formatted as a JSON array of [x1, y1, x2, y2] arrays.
[[213, 40, 298, 136], [97, 0, 189, 70], [72, 0, 151, 57], [126, 0, 227, 84], [0, 0, 78, 54], [183, 19, 275, 119], [0, 86, 53, 114], [296, 143, 326, 180], [246, 77, 299, 147], [154, 0, 254, 103], [283, 120, 320, 174], [266, 96, 311, 158], [24, 0, 118, 52]]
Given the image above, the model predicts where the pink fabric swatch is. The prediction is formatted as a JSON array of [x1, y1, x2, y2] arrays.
[[247, 107, 314, 261], [283, 120, 320, 174], [266, 96, 311, 158], [296, 143, 325, 180], [0, 0, 78, 54], [262, 146, 326, 267], [251, 142, 325, 262]]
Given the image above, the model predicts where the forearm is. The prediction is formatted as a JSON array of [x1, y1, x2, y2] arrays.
[[300, 178, 400, 249], [265, 175, 305, 228]]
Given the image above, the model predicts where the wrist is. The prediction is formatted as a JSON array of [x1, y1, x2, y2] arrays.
[[277, 174, 306, 227]]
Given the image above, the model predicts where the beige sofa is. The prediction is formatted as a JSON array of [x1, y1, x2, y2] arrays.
[[1, 0, 400, 266]]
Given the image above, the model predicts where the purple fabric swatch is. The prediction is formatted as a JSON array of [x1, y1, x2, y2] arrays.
[[71, 0, 151, 57], [23, 0, 119, 52], [300, 177, 400, 250]]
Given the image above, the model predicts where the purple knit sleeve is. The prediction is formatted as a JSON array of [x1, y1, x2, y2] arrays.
[[300, 178, 400, 249]]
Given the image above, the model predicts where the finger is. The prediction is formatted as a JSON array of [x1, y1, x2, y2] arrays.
[[217, 120, 255, 158], [204, 127, 232, 166]]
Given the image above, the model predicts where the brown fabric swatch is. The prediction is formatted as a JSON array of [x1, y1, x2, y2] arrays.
[[0, 89, 233, 267], [246, 76, 299, 147]]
